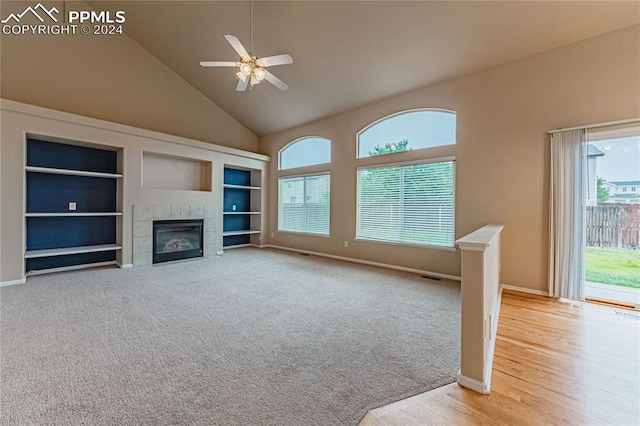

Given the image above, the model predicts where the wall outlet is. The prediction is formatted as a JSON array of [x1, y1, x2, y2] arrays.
[[68, 202, 77, 211], [232, 205, 236, 211], [344, 241, 348, 248], [271, 232, 274, 238]]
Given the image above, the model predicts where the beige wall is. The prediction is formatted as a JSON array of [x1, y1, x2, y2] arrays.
[[0, 1, 257, 152], [142, 152, 212, 192], [259, 25, 640, 292], [0, 100, 269, 283]]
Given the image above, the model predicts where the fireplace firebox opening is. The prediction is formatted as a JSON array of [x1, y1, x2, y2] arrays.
[[153, 219, 204, 264]]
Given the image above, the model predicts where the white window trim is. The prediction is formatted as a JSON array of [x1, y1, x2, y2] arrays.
[[277, 229, 331, 238], [354, 236, 457, 251], [278, 164, 332, 178], [356, 155, 455, 172]]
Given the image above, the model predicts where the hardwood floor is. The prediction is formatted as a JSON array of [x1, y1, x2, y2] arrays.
[[360, 290, 640, 426]]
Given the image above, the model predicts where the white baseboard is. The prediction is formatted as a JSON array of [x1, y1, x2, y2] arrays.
[[0, 278, 26, 287], [263, 245, 461, 281], [501, 284, 549, 297], [118, 263, 133, 269], [456, 372, 490, 394]]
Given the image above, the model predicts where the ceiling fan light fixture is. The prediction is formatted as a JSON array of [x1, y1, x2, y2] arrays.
[[236, 71, 248, 82], [239, 62, 252, 76], [254, 67, 266, 81]]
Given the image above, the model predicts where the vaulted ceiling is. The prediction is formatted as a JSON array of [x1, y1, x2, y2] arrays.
[[88, 1, 639, 137]]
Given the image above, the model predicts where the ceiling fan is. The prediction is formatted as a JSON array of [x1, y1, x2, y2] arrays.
[[199, 2, 293, 92], [200, 35, 292, 92]]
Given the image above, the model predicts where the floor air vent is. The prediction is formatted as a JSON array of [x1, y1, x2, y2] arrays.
[[612, 310, 640, 319]]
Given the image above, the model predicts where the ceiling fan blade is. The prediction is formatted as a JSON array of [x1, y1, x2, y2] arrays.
[[199, 61, 237, 67], [236, 76, 249, 92], [257, 54, 293, 67], [224, 34, 250, 60], [264, 70, 289, 91]]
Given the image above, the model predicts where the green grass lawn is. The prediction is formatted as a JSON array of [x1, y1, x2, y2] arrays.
[[585, 247, 640, 288]]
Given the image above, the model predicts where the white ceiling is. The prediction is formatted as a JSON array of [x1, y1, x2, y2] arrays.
[[88, 1, 640, 137]]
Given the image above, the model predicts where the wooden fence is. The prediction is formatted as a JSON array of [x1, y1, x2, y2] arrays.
[[586, 204, 640, 249]]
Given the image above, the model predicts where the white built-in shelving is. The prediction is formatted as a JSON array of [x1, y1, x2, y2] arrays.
[[222, 230, 261, 237], [222, 183, 261, 190], [25, 166, 122, 179], [25, 244, 122, 259], [25, 212, 123, 217]]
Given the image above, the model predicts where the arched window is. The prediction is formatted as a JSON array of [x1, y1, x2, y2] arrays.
[[356, 109, 456, 248], [279, 136, 331, 170], [357, 109, 456, 158], [278, 136, 331, 235]]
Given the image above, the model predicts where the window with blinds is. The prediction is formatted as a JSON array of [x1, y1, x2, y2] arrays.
[[357, 160, 455, 247], [278, 174, 330, 235]]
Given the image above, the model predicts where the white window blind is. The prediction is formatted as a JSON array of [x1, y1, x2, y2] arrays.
[[279, 174, 330, 235], [357, 161, 455, 247]]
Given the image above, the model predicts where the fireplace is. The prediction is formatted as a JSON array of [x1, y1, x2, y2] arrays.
[[153, 219, 204, 264]]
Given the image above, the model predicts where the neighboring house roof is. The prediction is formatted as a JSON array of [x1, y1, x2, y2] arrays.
[[610, 180, 640, 186], [588, 145, 605, 157], [611, 193, 640, 199]]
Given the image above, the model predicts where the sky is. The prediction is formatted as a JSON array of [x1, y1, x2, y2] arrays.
[[592, 135, 640, 182], [358, 111, 456, 157], [279, 137, 331, 169]]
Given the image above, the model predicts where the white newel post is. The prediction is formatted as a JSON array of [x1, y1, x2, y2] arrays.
[[455, 224, 504, 394]]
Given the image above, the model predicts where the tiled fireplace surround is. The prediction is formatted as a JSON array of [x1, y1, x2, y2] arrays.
[[133, 205, 216, 266]]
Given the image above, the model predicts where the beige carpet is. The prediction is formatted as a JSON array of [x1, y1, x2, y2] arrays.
[[0, 248, 460, 425]]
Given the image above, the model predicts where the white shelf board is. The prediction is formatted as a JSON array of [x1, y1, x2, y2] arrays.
[[222, 230, 261, 237], [25, 212, 123, 217], [223, 184, 261, 190], [222, 243, 253, 250], [25, 244, 122, 258], [26, 166, 123, 179], [223, 211, 261, 215], [26, 261, 118, 276]]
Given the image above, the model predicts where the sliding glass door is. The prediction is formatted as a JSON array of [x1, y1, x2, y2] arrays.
[[585, 126, 640, 309]]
